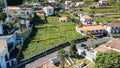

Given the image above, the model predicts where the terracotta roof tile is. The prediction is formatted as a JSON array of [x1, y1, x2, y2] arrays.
[[82, 15, 91, 19], [105, 38, 120, 50], [106, 23, 120, 27], [5, 6, 20, 10], [59, 16, 68, 20], [95, 44, 111, 52], [78, 25, 105, 31], [0, 39, 7, 54]]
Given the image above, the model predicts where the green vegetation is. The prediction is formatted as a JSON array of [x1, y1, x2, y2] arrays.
[[94, 52, 120, 68], [19, 22, 83, 60], [0, 12, 6, 21]]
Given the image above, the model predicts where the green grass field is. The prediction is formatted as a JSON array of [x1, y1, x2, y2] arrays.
[[19, 22, 83, 61]]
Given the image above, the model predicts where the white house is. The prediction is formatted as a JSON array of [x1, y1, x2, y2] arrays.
[[75, 2, 84, 7], [76, 44, 97, 62], [0, 39, 16, 68], [43, 6, 54, 16], [80, 15, 93, 25], [98, 0, 108, 6], [104, 23, 120, 36], [76, 25, 105, 37], [59, 16, 68, 22], [0, 22, 4, 35]]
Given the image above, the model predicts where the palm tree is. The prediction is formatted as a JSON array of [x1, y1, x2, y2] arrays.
[[57, 49, 66, 68], [85, 30, 97, 48]]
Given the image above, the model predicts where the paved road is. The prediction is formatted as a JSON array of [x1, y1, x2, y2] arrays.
[[19, 47, 70, 68]]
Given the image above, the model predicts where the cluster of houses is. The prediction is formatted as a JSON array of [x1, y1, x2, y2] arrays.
[[0, 6, 34, 68], [76, 13, 120, 63]]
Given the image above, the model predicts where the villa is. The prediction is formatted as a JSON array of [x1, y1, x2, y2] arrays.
[[43, 6, 54, 16], [76, 25, 105, 37], [65, 0, 72, 5]]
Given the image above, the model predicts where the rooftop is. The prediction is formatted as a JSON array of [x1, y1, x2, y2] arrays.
[[4, 6, 20, 10], [59, 16, 68, 20], [44, 6, 53, 9], [82, 15, 91, 19], [95, 44, 111, 52], [78, 25, 105, 31], [105, 38, 120, 50], [106, 23, 120, 27]]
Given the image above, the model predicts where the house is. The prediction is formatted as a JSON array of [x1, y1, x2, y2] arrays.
[[3, 6, 21, 17], [76, 25, 105, 37], [95, 38, 120, 52], [76, 44, 97, 62], [104, 23, 120, 37], [80, 15, 93, 25], [3, 6, 34, 18], [97, 0, 108, 6], [20, 7, 34, 18], [75, 2, 84, 7], [59, 16, 68, 22], [0, 39, 16, 68], [43, 6, 54, 16], [65, 0, 72, 5]]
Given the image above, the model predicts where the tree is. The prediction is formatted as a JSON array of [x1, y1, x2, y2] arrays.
[[57, 49, 66, 68], [7, 0, 23, 6], [0, 12, 6, 21], [94, 52, 120, 68], [70, 40, 77, 56]]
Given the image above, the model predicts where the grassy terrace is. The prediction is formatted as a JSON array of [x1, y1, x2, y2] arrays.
[[19, 16, 83, 60]]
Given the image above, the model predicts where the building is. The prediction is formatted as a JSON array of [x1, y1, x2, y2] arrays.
[[96, 38, 120, 52], [3, 6, 21, 17], [43, 6, 54, 16], [104, 23, 120, 37], [59, 16, 68, 22], [75, 2, 84, 7], [76, 44, 97, 62], [20, 7, 34, 18], [3, 6, 34, 18], [0, 39, 16, 68], [76, 25, 105, 36], [80, 15, 92, 25], [98, 0, 108, 6]]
